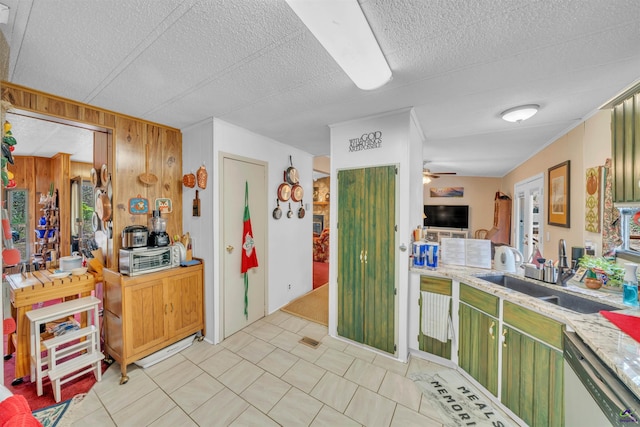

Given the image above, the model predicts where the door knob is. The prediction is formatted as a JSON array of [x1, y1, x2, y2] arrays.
[[226, 245, 234, 253]]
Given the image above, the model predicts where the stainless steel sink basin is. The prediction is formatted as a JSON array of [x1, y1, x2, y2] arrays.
[[477, 274, 620, 314]]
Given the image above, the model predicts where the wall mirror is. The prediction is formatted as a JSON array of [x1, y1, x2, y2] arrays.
[[4, 110, 106, 263]]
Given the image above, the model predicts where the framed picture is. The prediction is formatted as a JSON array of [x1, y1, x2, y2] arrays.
[[548, 160, 570, 227], [429, 187, 464, 197]]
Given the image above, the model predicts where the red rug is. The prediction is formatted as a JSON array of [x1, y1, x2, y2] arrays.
[[3, 333, 110, 411], [313, 261, 329, 289], [3, 334, 109, 411]]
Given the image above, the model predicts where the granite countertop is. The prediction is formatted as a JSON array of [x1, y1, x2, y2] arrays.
[[411, 264, 640, 399]]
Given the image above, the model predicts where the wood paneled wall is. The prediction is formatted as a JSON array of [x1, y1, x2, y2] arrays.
[[70, 161, 92, 181], [2, 82, 183, 267]]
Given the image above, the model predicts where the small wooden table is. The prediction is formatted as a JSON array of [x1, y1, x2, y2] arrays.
[[6, 270, 96, 383]]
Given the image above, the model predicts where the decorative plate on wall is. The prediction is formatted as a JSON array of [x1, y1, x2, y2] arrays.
[[129, 195, 149, 214], [155, 198, 172, 213]]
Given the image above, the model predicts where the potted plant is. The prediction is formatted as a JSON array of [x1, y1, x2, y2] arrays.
[[578, 256, 625, 288]]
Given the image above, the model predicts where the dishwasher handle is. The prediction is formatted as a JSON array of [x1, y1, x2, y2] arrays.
[[564, 331, 640, 424]]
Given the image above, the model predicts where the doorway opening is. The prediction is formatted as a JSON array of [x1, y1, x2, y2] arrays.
[[312, 171, 329, 289], [514, 173, 544, 263]]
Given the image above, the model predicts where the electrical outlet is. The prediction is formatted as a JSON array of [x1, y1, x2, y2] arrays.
[[288, 284, 292, 290]]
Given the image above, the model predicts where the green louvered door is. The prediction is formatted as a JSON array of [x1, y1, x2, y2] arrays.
[[337, 166, 396, 354], [337, 168, 367, 344]]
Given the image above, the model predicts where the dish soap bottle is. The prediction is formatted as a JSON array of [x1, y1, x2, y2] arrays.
[[622, 263, 639, 307]]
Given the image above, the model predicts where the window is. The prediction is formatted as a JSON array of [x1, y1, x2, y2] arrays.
[[6, 189, 29, 262], [619, 208, 640, 255], [71, 178, 95, 256]]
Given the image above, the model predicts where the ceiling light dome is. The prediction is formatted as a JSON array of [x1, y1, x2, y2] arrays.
[[501, 104, 539, 123]]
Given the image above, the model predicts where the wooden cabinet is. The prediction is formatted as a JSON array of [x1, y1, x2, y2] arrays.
[[337, 166, 396, 354], [611, 93, 640, 202], [490, 192, 512, 245], [458, 283, 499, 396], [501, 301, 564, 427], [103, 262, 204, 384], [418, 275, 452, 359]]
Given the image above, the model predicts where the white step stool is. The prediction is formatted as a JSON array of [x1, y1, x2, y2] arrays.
[[26, 296, 103, 402]]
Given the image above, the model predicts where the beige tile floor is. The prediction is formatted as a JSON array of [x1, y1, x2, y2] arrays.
[[63, 311, 516, 426]]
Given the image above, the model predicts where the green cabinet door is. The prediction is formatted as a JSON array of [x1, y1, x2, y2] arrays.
[[458, 302, 499, 396], [337, 166, 396, 354], [502, 301, 564, 426], [612, 93, 640, 203], [501, 325, 563, 427], [458, 283, 499, 396], [337, 168, 367, 344]]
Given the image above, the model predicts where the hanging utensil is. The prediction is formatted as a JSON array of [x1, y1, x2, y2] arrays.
[[197, 164, 208, 189], [285, 155, 299, 185], [277, 178, 291, 202], [193, 190, 201, 216], [287, 202, 293, 218], [273, 199, 282, 219], [138, 143, 158, 185], [183, 172, 196, 188], [91, 211, 101, 232], [291, 183, 304, 202], [298, 200, 305, 218], [101, 164, 109, 186], [90, 168, 100, 188], [96, 190, 112, 221]]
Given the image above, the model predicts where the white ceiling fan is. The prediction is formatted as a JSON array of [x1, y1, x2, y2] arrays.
[[423, 168, 457, 179], [423, 161, 456, 182]]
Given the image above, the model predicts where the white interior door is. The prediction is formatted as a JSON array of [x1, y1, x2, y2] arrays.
[[514, 174, 544, 263], [222, 155, 267, 338]]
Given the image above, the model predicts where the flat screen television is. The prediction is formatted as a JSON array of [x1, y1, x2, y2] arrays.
[[424, 205, 469, 229]]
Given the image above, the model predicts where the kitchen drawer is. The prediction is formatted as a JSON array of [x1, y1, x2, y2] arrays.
[[460, 283, 499, 317], [420, 275, 452, 296], [503, 301, 564, 349]]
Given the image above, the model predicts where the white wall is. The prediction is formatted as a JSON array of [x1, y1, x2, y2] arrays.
[[408, 111, 426, 358], [182, 118, 314, 344], [182, 118, 215, 342], [329, 108, 423, 362]]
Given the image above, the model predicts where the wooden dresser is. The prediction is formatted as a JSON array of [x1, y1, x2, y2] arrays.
[[103, 262, 204, 384], [490, 192, 512, 245]]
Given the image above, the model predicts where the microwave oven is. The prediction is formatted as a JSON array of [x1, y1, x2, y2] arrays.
[[119, 246, 180, 276]]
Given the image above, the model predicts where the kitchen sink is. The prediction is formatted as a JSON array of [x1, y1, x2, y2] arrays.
[[477, 274, 620, 314]]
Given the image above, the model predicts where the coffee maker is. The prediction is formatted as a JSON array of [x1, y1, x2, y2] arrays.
[[148, 210, 170, 247]]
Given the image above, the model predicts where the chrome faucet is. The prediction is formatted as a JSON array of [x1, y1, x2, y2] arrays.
[[557, 238, 574, 286]]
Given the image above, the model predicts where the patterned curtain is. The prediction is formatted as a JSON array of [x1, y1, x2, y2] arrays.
[[602, 158, 622, 256]]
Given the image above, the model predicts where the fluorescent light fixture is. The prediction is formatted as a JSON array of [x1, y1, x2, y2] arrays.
[[285, 0, 392, 90], [0, 3, 9, 25], [501, 104, 539, 123]]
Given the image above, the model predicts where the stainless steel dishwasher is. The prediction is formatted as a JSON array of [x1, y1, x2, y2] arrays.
[[564, 331, 640, 426]]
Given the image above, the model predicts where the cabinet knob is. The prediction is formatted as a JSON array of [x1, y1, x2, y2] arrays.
[[489, 321, 495, 339], [226, 245, 234, 253], [502, 328, 508, 347]]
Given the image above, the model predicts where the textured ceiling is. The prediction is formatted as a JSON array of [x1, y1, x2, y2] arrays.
[[1, 0, 639, 176]]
